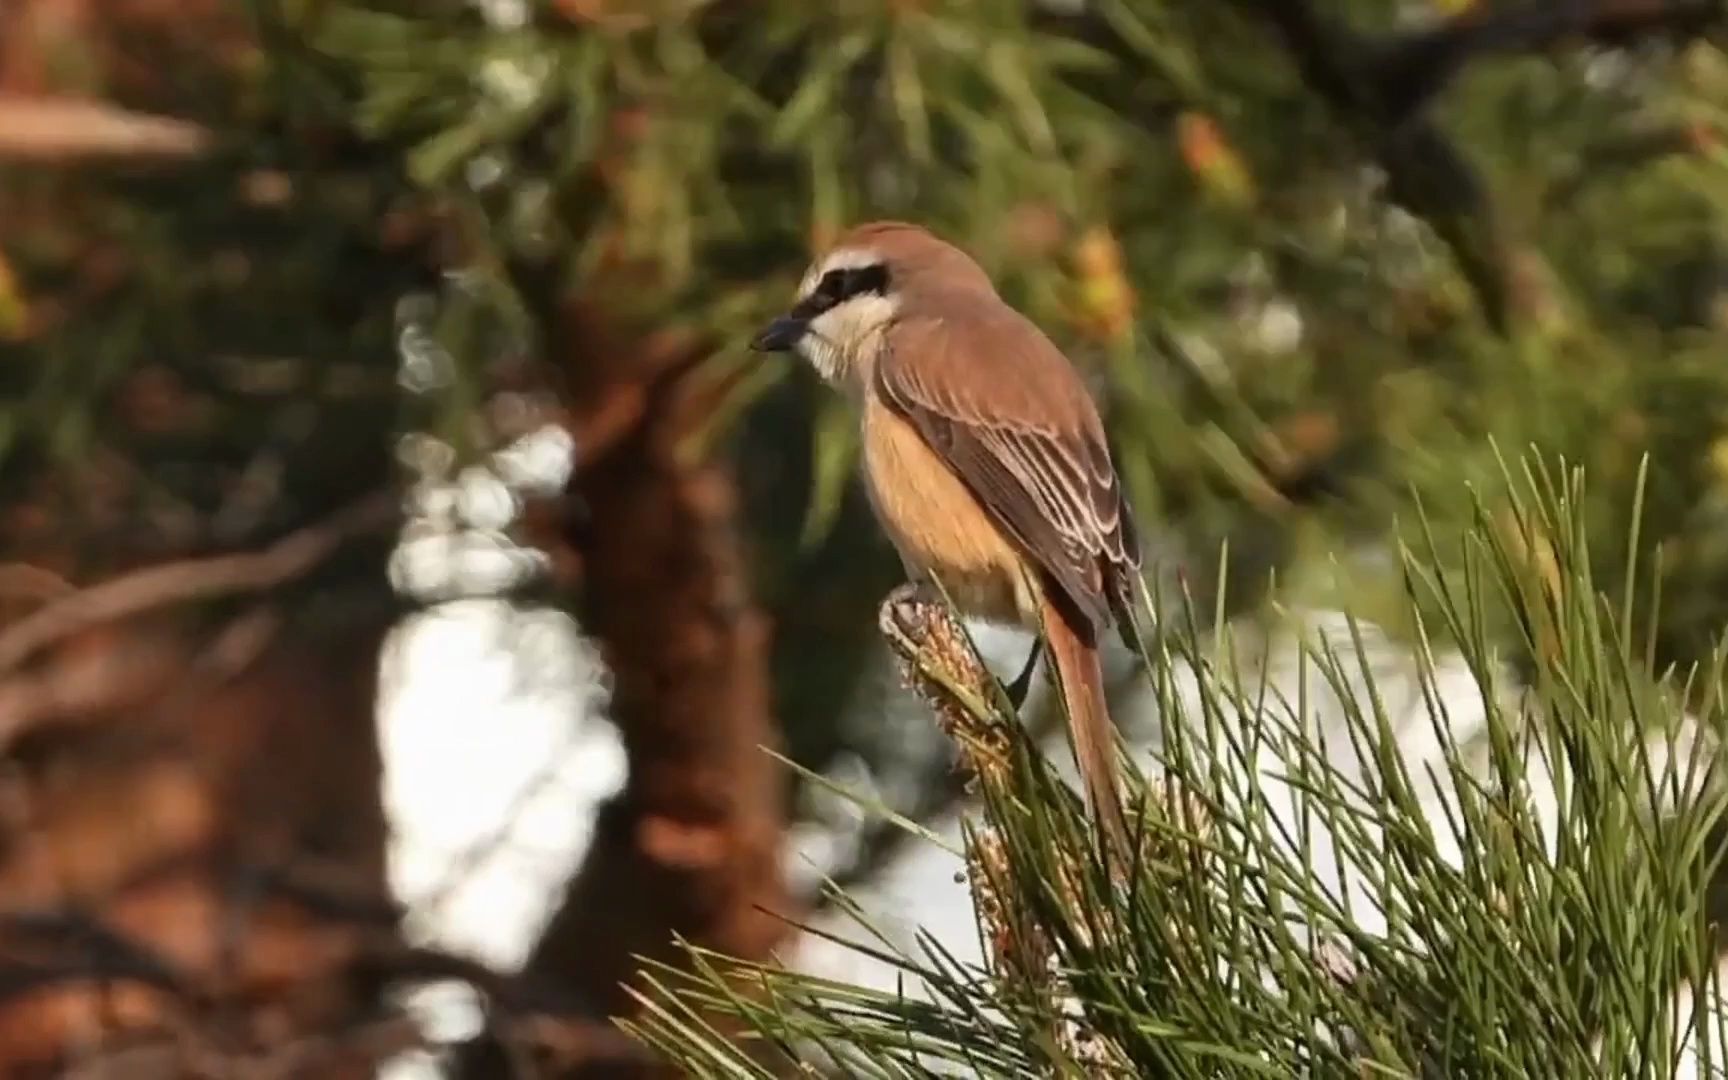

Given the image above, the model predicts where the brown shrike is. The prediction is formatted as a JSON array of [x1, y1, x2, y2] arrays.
[[752, 221, 1141, 853]]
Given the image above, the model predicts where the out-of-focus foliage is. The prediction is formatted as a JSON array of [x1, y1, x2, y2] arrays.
[[0, 0, 1722, 808], [0, 8, 435, 575], [286, 0, 1728, 675], [9, 0, 1728, 661]]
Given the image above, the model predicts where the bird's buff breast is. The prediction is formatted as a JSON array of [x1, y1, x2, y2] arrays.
[[860, 396, 1039, 626]]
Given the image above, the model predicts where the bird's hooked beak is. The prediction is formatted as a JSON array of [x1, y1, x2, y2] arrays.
[[750, 314, 807, 353]]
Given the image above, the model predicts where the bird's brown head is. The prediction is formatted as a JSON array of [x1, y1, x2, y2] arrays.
[[751, 221, 995, 383]]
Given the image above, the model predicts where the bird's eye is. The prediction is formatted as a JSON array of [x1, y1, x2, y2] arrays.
[[802, 264, 888, 316], [816, 270, 848, 301], [848, 264, 888, 296]]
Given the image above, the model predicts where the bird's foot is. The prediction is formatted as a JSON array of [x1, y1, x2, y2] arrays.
[[877, 581, 958, 659], [879, 581, 939, 636], [880, 581, 1039, 713], [878, 582, 1000, 731], [883, 580, 936, 607]]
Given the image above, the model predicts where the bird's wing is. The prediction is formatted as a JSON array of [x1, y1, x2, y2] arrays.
[[875, 303, 1140, 634]]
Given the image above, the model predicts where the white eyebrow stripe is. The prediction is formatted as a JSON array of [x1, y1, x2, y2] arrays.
[[799, 246, 884, 298]]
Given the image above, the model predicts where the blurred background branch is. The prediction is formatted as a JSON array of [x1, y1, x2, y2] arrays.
[[0, 96, 209, 160]]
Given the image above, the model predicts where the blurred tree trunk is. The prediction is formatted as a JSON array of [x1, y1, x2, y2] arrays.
[[485, 302, 790, 1076], [0, 4, 406, 1073], [11, 2, 791, 1074], [0, 589, 400, 1077]]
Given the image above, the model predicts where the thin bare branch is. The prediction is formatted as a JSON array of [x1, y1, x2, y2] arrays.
[[0, 495, 397, 674], [0, 96, 211, 161]]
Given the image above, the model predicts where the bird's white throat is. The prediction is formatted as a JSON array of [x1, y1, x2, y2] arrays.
[[799, 293, 898, 385]]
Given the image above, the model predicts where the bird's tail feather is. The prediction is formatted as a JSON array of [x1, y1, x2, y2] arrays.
[[1041, 596, 1130, 859]]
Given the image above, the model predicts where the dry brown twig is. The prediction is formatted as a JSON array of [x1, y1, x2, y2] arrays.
[[0, 494, 397, 675], [0, 96, 210, 160]]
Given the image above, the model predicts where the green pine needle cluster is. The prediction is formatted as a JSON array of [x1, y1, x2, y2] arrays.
[[632, 457, 1728, 1077]]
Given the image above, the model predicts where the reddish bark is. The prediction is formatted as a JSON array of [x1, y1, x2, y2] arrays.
[[493, 304, 791, 1074], [0, 604, 397, 1076]]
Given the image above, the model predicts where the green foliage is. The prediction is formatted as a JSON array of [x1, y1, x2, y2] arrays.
[[270, 0, 1728, 672], [631, 458, 1728, 1077], [11, 1, 1728, 658], [0, 10, 440, 564]]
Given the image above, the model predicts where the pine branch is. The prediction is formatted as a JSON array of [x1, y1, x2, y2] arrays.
[[638, 455, 1728, 1076]]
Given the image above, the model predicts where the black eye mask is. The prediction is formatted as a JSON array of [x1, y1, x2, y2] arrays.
[[793, 263, 890, 320], [750, 263, 892, 353]]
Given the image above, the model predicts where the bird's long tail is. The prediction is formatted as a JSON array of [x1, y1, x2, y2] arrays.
[[1041, 596, 1130, 859]]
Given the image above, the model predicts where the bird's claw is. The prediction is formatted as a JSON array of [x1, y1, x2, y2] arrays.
[[1001, 639, 1042, 711]]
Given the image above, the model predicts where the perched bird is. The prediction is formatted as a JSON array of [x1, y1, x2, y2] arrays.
[[752, 221, 1142, 854]]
